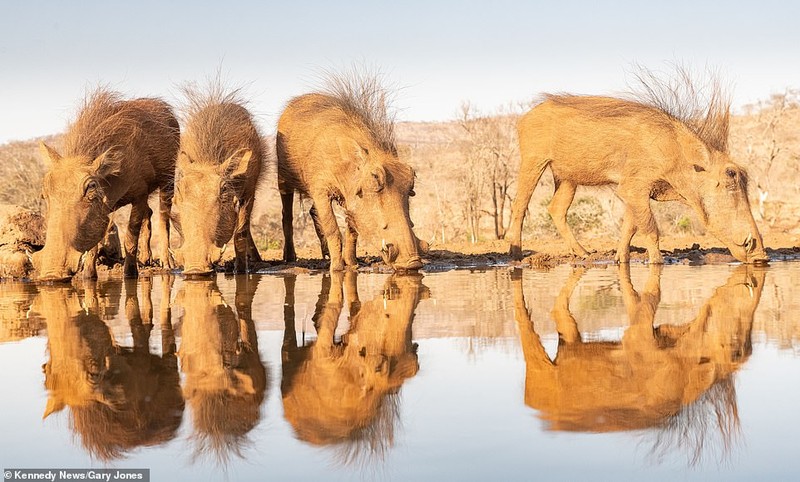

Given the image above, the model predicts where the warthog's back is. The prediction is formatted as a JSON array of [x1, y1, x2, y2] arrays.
[[277, 93, 374, 195], [61, 94, 179, 202], [518, 96, 684, 186]]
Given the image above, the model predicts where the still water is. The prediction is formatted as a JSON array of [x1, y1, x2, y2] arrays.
[[0, 263, 799, 481]]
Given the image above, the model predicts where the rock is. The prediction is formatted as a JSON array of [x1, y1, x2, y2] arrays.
[[0, 204, 45, 279]]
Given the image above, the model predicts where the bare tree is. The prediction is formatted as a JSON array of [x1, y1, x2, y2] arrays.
[[456, 102, 521, 241], [738, 88, 799, 225]]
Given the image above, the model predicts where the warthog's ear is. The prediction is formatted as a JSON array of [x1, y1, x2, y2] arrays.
[[220, 148, 253, 179], [91, 147, 123, 180], [39, 142, 62, 163]]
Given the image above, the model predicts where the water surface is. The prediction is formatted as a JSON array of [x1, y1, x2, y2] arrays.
[[1, 263, 799, 480]]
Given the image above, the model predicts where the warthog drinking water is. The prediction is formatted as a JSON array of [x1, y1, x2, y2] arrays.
[[513, 264, 763, 461], [174, 87, 264, 275], [507, 74, 768, 264], [36, 89, 179, 280], [277, 72, 426, 271]]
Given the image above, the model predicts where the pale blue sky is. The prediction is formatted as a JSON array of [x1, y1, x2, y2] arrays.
[[1, 0, 798, 143]]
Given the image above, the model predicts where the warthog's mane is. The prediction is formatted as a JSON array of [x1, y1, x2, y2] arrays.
[[179, 81, 263, 168], [544, 66, 732, 153], [63, 88, 176, 160], [316, 68, 398, 156], [628, 66, 731, 153]]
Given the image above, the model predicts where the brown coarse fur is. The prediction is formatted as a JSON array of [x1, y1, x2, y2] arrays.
[[507, 70, 767, 265], [175, 84, 264, 275], [36, 87, 179, 280], [277, 70, 424, 272], [513, 264, 763, 464], [38, 277, 183, 460], [281, 272, 425, 467]]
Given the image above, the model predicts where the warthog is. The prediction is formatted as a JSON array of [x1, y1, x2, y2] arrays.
[[513, 264, 763, 459], [38, 277, 183, 460], [36, 89, 179, 280], [176, 275, 266, 459], [277, 72, 426, 271], [508, 76, 768, 264], [281, 272, 425, 458], [174, 87, 264, 276]]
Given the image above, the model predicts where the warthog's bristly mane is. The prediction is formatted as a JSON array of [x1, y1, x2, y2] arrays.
[[628, 65, 731, 153], [317, 68, 397, 155], [179, 80, 262, 168], [544, 66, 732, 153], [63, 88, 176, 160]]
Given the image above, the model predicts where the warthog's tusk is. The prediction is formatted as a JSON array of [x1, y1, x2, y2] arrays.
[[381, 239, 387, 251], [747, 283, 754, 299]]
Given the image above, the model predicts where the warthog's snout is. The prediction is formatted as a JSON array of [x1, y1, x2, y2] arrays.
[[393, 256, 424, 271], [381, 239, 424, 271], [183, 265, 215, 277], [37, 273, 75, 283], [738, 233, 769, 265]]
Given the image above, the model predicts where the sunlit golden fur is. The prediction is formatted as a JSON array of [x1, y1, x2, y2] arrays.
[[175, 83, 264, 274], [508, 69, 766, 265], [281, 272, 427, 466], [36, 88, 179, 280], [277, 69, 424, 272], [38, 277, 182, 460], [513, 264, 764, 464], [176, 275, 267, 463]]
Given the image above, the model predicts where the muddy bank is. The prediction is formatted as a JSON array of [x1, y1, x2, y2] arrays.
[[12, 231, 800, 281]]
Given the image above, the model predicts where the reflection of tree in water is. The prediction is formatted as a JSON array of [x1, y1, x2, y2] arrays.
[[38, 277, 183, 460], [281, 272, 427, 469], [176, 275, 267, 465], [513, 264, 765, 467]]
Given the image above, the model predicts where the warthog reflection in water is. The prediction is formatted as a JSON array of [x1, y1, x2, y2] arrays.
[[281, 272, 428, 466], [38, 277, 183, 460], [513, 264, 765, 465], [176, 275, 267, 463]]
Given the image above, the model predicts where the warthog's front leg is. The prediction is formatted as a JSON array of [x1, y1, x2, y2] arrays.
[[280, 191, 296, 263], [616, 182, 663, 264], [137, 204, 154, 267], [155, 187, 175, 269], [343, 220, 358, 267], [309, 205, 331, 261], [311, 194, 344, 272], [233, 199, 259, 273], [124, 199, 151, 277]]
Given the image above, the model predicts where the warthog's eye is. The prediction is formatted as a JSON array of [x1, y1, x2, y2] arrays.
[[83, 179, 99, 201], [725, 168, 737, 179], [409, 189, 416, 197]]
